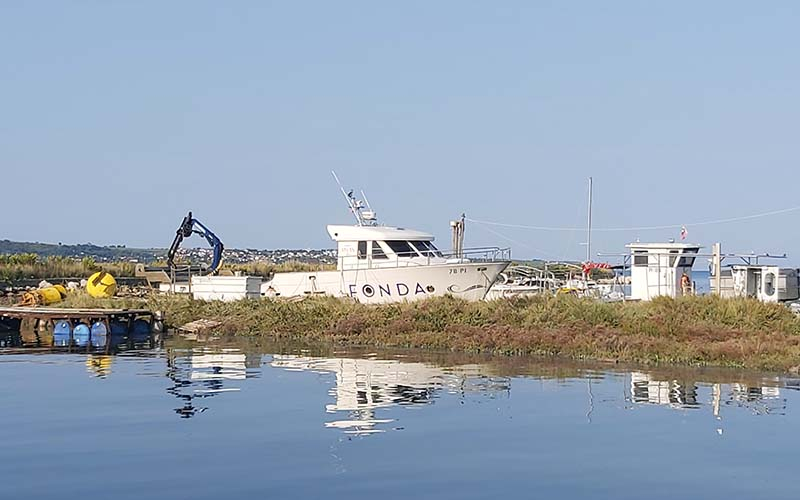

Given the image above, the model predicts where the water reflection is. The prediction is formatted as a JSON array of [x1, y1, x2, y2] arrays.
[[630, 372, 701, 408], [625, 371, 790, 436], [165, 348, 261, 418], [628, 371, 786, 415], [3, 339, 799, 433], [271, 354, 510, 434], [85, 354, 114, 378]]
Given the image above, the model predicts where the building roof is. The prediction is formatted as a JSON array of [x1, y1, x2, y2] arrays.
[[326, 225, 435, 242], [625, 242, 701, 250]]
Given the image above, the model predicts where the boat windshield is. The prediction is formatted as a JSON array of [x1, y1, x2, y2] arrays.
[[410, 240, 443, 258], [384, 240, 421, 258]]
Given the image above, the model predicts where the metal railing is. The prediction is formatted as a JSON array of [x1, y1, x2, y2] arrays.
[[339, 246, 511, 271], [442, 246, 512, 262]]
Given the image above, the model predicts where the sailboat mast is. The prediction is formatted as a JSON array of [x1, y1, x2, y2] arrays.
[[586, 177, 593, 263]]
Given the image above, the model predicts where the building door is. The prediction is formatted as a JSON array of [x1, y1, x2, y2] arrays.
[[758, 267, 780, 303]]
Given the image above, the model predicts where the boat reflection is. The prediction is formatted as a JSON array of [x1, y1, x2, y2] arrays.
[[166, 347, 261, 418], [12, 337, 798, 430], [271, 354, 511, 434]]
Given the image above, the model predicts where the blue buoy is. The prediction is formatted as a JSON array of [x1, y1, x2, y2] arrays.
[[131, 319, 151, 343], [53, 320, 72, 347], [110, 321, 128, 337], [90, 321, 108, 348], [73, 323, 90, 347], [108, 321, 128, 347]]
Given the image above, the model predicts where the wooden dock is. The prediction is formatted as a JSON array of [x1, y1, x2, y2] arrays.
[[0, 306, 157, 352], [0, 306, 153, 320]]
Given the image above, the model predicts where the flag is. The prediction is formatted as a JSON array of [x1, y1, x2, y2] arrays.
[[680, 225, 687, 240]]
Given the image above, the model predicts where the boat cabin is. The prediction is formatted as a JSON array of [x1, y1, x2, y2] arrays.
[[626, 242, 701, 301], [327, 225, 447, 271]]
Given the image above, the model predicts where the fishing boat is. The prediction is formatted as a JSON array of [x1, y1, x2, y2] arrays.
[[259, 176, 511, 304]]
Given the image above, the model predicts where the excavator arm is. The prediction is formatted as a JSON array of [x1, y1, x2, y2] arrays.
[[167, 211, 224, 274]]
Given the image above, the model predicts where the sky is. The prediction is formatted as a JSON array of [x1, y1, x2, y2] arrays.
[[2, 1, 799, 262]]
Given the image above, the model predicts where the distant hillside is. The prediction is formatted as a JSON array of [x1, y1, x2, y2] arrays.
[[0, 240, 163, 262], [0, 240, 336, 265]]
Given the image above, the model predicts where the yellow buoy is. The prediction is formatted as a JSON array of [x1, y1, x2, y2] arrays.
[[38, 286, 65, 304], [19, 286, 65, 306], [87, 271, 117, 298]]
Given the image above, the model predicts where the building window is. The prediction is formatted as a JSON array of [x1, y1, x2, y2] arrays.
[[633, 251, 647, 266], [765, 272, 776, 296], [669, 250, 679, 267], [357, 241, 367, 259]]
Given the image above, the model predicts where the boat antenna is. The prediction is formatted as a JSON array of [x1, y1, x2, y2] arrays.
[[331, 171, 378, 226], [360, 190, 373, 211]]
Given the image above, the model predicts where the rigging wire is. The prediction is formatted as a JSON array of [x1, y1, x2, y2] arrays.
[[466, 205, 800, 233], [470, 220, 560, 260]]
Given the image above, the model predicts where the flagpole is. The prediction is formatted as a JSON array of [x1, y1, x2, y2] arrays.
[[586, 177, 593, 263]]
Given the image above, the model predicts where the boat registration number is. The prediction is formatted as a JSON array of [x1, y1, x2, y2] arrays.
[[449, 267, 468, 275]]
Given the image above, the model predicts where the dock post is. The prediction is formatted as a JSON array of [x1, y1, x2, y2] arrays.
[[103, 318, 111, 354]]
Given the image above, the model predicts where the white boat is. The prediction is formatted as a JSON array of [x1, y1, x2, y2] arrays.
[[484, 265, 560, 300], [262, 224, 510, 303], [259, 177, 510, 304]]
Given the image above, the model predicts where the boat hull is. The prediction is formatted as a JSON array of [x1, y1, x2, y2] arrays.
[[263, 261, 510, 303]]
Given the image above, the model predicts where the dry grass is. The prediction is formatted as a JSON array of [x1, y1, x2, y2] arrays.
[[0, 254, 332, 281], [56, 293, 800, 371], [0, 254, 136, 281]]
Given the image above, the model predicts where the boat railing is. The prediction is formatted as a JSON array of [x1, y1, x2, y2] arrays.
[[442, 247, 512, 262], [498, 264, 557, 285], [338, 246, 511, 271]]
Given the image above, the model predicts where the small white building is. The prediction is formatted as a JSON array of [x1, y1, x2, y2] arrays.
[[190, 275, 263, 301], [627, 242, 701, 301], [711, 265, 800, 303]]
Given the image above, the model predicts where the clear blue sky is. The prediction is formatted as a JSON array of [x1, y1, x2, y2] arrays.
[[2, 2, 799, 261]]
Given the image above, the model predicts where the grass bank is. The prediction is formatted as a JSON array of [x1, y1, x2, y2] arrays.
[[0, 254, 333, 282], [0, 254, 136, 281], [57, 293, 800, 372]]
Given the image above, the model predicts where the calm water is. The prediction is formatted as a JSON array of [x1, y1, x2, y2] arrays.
[[2, 339, 799, 500]]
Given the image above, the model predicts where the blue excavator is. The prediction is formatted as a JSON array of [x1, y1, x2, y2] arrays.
[[167, 211, 224, 275]]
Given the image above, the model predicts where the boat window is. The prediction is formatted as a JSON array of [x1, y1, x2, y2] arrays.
[[385, 240, 420, 258], [633, 251, 647, 266], [357, 241, 367, 259], [371, 241, 388, 260], [413, 240, 443, 258], [409, 241, 432, 258]]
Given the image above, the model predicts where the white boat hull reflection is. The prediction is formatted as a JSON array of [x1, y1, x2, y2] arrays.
[[271, 354, 510, 434]]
